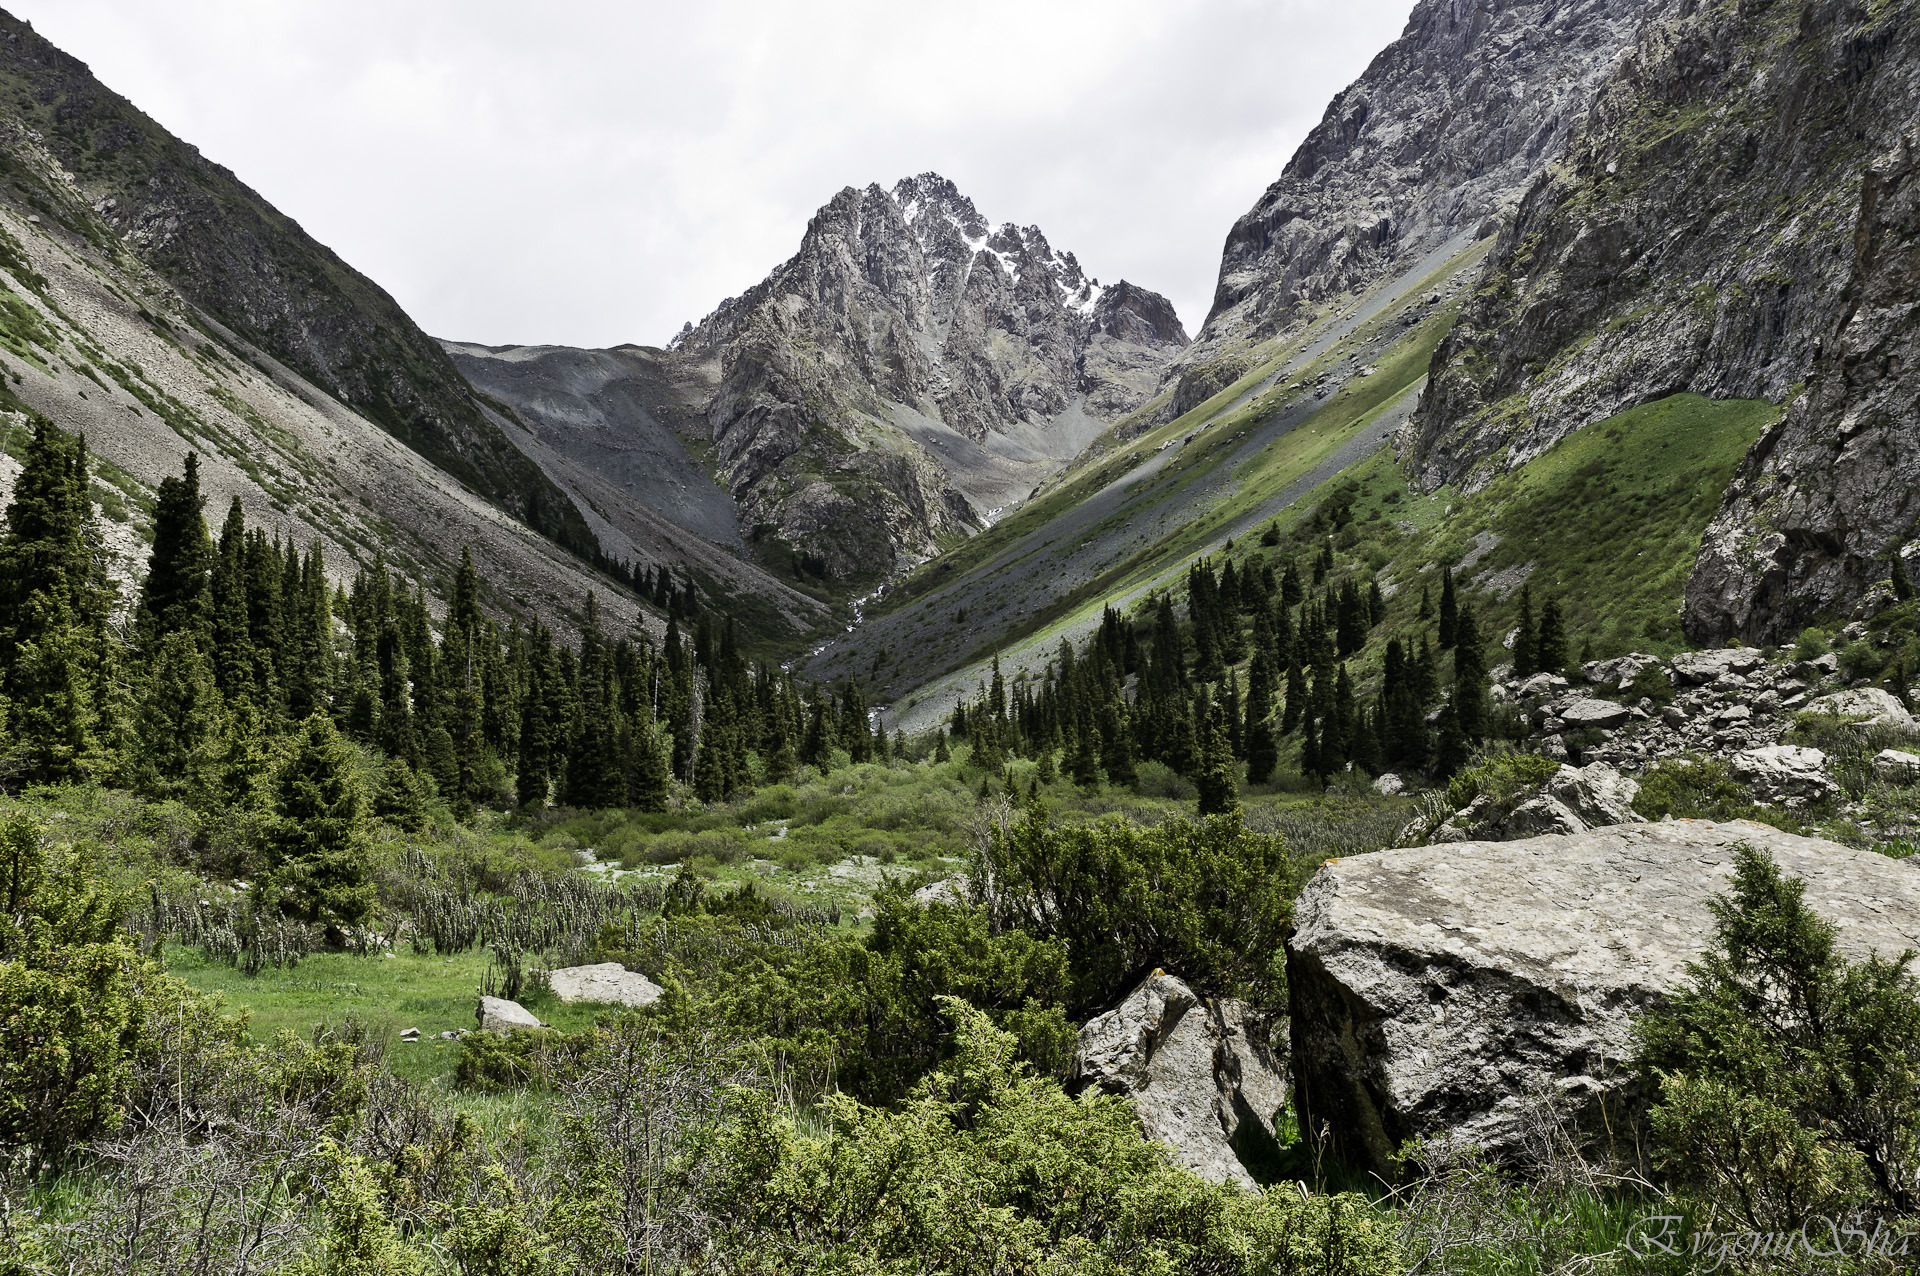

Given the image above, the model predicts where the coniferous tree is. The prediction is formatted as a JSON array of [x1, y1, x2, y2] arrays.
[[1894, 555, 1915, 602], [372, 755, 430, 832], [1418, 583, 1431, 621], [1537, 595, 1569, 676], [1437, 567, 1458, 649], [135, 452, 213, 652], [1193, 692, 1239, 816], [4, 597, 99, 784], [628, 712, 671, 813], [1299, 713, 1322, 784], [1366, 578, 1386, 627], [208, 497, 257, 701], [1512, 584, 1539, 680], [127, 630, 223, 804], [1222, 668, 1245, 759], [1068, 724, 1101, 792], [1453, 604, 1490, 742], [1281, 559, 1304, 608], [1433, 707, 1470, 778], [264, 714, 372, 938], [1281, 658, 1307, 735]]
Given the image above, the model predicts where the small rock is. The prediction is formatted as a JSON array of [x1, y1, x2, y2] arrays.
[[1503, 793, 1587, 837], [400, 1027, 420, 1039], [1713, 704, 1752, 724], [1373, 772, 1405, 796], [477, 996, 544, 1033], [1729, 745, 1841, 807], [1873, 750, 1920, 784], [1517, 672, 1570, 698], [912, 875, 970, 906], [1582, 653, 1661, 691]]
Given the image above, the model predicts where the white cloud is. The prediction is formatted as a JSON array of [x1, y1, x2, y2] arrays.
[[13, 0, 1413, 347]]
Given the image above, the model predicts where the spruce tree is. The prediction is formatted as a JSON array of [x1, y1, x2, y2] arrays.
[[135, 452, 212, 652], [265, 714, 373, 937], [1281, 559, 1304, 608], [4, 596, 97, 785], [1453, 604, 1491, 741], [1537, 596, 1569, 676], [1193, 692, 1239, 816], [208, 497, 257, 701], [1281, 658, 1307, 734], [1099, 699, 1136, 790], [372, 755, 430, 832], [127, 630, 223, 804], [627, 713, 671, 813], [1512, 584, 1539, 680], [1433, 707, 1470, 778], [1437, 567, 1458, 649]]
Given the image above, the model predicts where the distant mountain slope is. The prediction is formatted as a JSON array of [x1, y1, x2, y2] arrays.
[[671, 173, 1189, 577], [1399, 0, 1919, 641], [1163, 0, 1669, 417], [0, 8, 596, 559]]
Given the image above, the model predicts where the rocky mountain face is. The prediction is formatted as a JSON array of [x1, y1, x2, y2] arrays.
[[0, 10, 596, 560], [1402, 0, 1918, 642], [672, 173, 1188, 576], [1166, 0, 1670, 416]]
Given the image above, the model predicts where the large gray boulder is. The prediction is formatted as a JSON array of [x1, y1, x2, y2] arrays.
[[545, 962, 663, 1008], [1806, 687, 1917, 730], [1068, 972, 1285, 1189], [477, 996, 545, 1033], [1287, 821, 1920, 1177], [1728, 745, 1841, 808]]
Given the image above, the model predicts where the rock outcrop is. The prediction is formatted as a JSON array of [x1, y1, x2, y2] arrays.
[[544, 962, 663, 1009], [1170, 0, 1670, 401], [1288, 821, 1920, 1177], [1067, 972, 1286, 1189], [674, 173, 1188, 576], [1412, 0, 1917, 503]]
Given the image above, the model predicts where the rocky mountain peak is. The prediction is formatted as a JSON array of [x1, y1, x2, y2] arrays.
[[675, 173, 1187, 576]]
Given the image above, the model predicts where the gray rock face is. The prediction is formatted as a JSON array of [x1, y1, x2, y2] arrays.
[[544, 962, 663, 1008], [1067, 973, 1285, 1189], [477, 996, 544, 1033], [1411, 0, 1916, 510], [677, 173, 1187, 575], [1288, 821, 1920, 1176], [1171, 0, 1669, 401], [1873, 749, 1920, 784]]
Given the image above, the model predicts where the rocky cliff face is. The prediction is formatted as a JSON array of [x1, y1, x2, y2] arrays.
[[1398, 0, 1918, 640], [674, 173, 1188, 576], [1168, 0, 1668, 414], [1410, 0, 1917, 493], [0, 10, 597, 559]]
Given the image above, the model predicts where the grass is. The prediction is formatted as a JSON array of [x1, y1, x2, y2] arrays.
[[163, 944, 607, 1088]]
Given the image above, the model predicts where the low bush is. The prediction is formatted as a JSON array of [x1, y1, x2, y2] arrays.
[[1631, 755, 1806, 831], [1446, 748, 1561, 811]]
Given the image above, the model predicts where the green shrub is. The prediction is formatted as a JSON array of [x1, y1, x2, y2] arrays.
[[1446, 749, 1561, 811], [454, 1028, 573, 1093], [1635, 845, 1920, 1230], [1793, 627, 1832, 660], [1627, 663, 1675, 706], [703, 999, 1401, 1274], [1840, 637, 1887, 683], [1631, 755, 1806, 830], [976, 810, 1293, 1014]]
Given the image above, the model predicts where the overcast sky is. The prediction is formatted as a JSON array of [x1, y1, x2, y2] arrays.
[[15, 0, 1413, 349]]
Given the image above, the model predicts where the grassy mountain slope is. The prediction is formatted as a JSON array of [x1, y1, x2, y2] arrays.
[[0, 9, 596, 559], [806, 235, 1488, 723]]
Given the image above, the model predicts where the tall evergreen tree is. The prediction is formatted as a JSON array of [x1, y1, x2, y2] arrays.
[[1537, 595, 1569, 675], [1437, 566, 1458, 649], [1512, 583, 1539, 679], [126, 630, 223, 803], [1192, 691, 1239, 816], [135, 452, 213, 652], [1453, 604, 1490, 742], [264, 714, 373, 937]]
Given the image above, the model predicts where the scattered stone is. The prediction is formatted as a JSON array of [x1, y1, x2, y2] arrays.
[[1373, 772, 1405, 797], [1728, 745, 1839, 807], [1558, 697, 1632, 730], [1873, 749, 1920, 784], [1805, 688, 1917, 729], [1516, 672, 1569, 698], [545, 962, 663, 1008], [477, 996, 544, 1033], [1669, 647, 1766, 685], [1068, 972, 1285, 1190], [1501, 793, 1587, 837], [1581, 653, 1661, 691], [400, 1027, 420, 1040], [912, 875, 970, 906], [1287, 821, 1920, 1177]]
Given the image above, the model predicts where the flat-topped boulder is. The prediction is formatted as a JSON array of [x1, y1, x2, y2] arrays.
[[478, 996, 544, 1033], [545, 962, 663, 1008], [1287, 821, 1920, 1177]]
